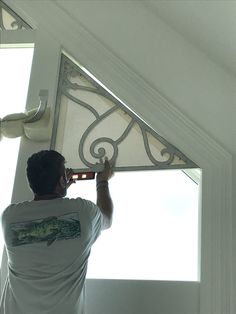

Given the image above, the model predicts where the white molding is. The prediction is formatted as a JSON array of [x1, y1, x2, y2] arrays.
[[6, 1, 234, 313], [0, 29, 35, 46]]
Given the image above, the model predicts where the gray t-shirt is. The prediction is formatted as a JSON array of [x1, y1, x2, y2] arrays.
[[0, 197, 102, 314]]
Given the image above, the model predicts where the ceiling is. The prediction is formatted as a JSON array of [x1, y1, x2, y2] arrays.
[[144, 0, 236, 77], [52, 0, 236, 78]]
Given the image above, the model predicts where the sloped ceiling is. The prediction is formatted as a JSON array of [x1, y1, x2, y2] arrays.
[[144, 0, 236, 77], [53, 0, 236, 78]]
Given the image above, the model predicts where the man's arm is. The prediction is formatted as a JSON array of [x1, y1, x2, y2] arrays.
[[96, 159, 114, 229]]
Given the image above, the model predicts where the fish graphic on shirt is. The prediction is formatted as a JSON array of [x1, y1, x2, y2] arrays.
[[9, 213, 81, 247]]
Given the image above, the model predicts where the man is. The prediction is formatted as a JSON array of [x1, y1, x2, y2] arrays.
[[0, 150, 113, 314]]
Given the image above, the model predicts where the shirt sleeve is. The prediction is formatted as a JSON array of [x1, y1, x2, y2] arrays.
[[78, 198, 103, 245]]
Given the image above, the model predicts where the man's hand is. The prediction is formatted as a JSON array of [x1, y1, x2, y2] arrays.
[[96, 159, 114, 229], [96, 159, 114, 183], [65, 168, 75, 189]]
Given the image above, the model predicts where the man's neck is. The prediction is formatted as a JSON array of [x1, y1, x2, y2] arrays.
[[34, 194, 62, 201]]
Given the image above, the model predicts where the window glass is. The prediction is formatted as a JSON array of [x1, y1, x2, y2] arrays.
[[67, 169, 200, 281], [0, 47, 34, 260]]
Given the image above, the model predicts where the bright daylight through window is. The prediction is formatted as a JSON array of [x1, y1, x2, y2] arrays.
[[0, 47, 34, 260], [67, 169, 200, 281]]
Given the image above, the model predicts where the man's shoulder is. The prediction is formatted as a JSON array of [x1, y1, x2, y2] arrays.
[[1, 201, 30, 225], [65, 198, 101, 217], [3, 201, 30, 213], [64, 197, 95, 207]]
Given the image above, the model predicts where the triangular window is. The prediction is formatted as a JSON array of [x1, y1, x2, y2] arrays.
[[0, 0, 32, 30], [51, 53, 198, 172]]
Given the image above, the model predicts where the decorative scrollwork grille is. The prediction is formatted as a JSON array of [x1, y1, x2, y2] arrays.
[[0, 0, 32, 30], [51, 54, 198, 172]]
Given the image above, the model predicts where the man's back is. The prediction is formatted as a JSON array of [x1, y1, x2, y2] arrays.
[[1, 197, 102, 314]]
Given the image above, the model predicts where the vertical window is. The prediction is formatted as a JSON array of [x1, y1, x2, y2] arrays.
[[0, 47, 34, 259]]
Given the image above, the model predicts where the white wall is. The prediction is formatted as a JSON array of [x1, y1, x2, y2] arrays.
[[86, 279, 199, 314]]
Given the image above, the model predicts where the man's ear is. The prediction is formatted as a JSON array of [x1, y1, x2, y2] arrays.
[[59, 175, 66, 188]]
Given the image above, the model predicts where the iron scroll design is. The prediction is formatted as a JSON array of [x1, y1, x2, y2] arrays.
[[0, 0, 32, 30], [52, 54, 198, 171]]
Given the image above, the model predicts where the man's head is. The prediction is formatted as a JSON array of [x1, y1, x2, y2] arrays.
[[26, 150, 67, 198]]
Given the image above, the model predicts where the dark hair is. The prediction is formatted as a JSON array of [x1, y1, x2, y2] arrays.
[[26, 150, 65, 195]]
